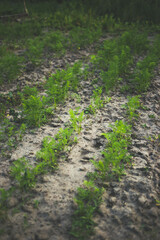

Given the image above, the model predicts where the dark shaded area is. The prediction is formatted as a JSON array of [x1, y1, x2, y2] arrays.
[[0, 0, 160, 23], [83, 0, 160, 23]]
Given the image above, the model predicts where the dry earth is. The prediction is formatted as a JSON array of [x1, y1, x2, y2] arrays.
[[0, 43, 160, 240]]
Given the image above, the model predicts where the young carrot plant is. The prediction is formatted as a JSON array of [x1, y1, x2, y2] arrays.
[[36, 127, 77, 171], [0, 187, 15, 222], [132, 34, 160, 92], [85, 87, 104, 114], [91, 120, 132, 180], [125, 95, 141, 121], [10, 157, 36, 191], [92, 87, 104, 109], [22, 95, 51, 127], [69, 109, 84, 134], [0, 47, 23, 84], [46, 61, 82, 106], [36, 137, 58, 171], [71, 180, 103, 240], [118, 30, 149, 54]]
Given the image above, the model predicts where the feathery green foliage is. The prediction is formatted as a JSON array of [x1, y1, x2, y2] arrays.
[[36, 127, 77, 171], [69, 109, 84, 133], [125, 95, 141, 121], [91, 120, 132, 180], [132, 34, 160, 92], [22, 95, 49, 127], [0, 46, 23, 84], [46, 61, 83, 106], [10, 157, 36, 190], [71, 181, 103, 239]]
